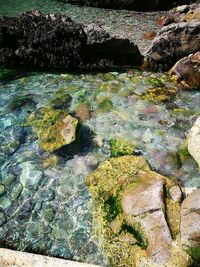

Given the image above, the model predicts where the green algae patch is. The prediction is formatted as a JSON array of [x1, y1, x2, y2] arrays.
[[27, 106, 78, 152], [141, 87, 177, 103], [49, 90, 72, 110], [109, 138, 134, 157], [98, 99, 113, 113], [9, 94, 36, 111]]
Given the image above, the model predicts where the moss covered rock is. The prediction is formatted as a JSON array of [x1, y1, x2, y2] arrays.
[[28, 106, 78, 152], [86, 156, 190, 267]]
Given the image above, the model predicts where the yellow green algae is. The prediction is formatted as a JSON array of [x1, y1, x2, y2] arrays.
[[109, 139, 134, 157], [27, 106, 78, 152], [86, 156, 191, 267]]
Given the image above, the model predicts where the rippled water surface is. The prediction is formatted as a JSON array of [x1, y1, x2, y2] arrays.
[[0, 1, 200, 266]]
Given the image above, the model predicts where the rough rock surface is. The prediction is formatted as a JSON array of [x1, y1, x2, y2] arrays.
[[169, 51, 200, 88], [180, 189, 200, 261], [86, 156, 190, 267], [27, 106, 78, 152], [187, 117, 200, 168], [122, 177, 172, 264], [0, 248, 100, 267], [0, 11, 143, 70], [59, 0, 195, 11], [146, 22, 200, 71]]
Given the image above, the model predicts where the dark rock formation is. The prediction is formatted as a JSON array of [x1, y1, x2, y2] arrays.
[[146, 22, 200, 71], [0, 11, 143, 71], [58, 0, 195, 11]]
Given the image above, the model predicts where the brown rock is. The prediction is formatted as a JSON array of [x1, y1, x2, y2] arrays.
[[181, 189, 200, 261], [75, 104, 91, 122], [146, 22, 200, 71], [143, 31, 157, 40], [169, 51, 200, 88], [183, 7, 200, 22], [156, 15, 175, 27]]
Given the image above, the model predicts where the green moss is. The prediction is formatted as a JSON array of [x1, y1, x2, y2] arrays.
[[8, 94, 36, 111], [49, 90, 72, 110], [120, 224, 148, 250], [98, 99, 113, 113], [187, 246, 200, 261], [110, 139, 134, 157], [141, 87, 177, 103], [178, 147, 192, 162], [104, 195, 122, 222], [145, 76, 165, 87]]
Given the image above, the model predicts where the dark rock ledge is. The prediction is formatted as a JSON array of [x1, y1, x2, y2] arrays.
[[0, 10, 143, 71]]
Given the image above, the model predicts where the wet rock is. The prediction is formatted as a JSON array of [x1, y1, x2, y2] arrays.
[[0, 196, 12, 209], [146, 22, 200, 71], [10, 183, 23, 200], [169, 52, 200, 89], [49, 91, 72, 110], [0, 11, 143, 70], [1, 141, 20, 156], [75, 104, 91, 122], [169, 185, 182, 203], [187, 117, 200, 168], [41, 204, 55, 222], [2, 174, 16, 188], [8, 94, 36, 112], [28, 106, 78, 152], [0, 184, 5, 196], [0, 211, 7, 226], [182, 6, 200, 22], [86, 156, 189, 266], [19, 161, 43, 188], [181, 189, 200, 261]]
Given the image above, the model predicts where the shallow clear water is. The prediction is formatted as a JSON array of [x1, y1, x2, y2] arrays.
[[0, 1, 200, 266]]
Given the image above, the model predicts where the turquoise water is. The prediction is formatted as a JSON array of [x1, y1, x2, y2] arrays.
[[0, 1, 200, 266]]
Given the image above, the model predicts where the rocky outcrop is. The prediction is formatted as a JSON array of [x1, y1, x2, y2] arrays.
[[169, 51, 200, 88], [180, 189, 200, 261], [0, 11, 143, 70], [86, 156, 190, 267], [59, 0, 195, 11], [187, 117, 200, 168], [146, 22, 200, 71]]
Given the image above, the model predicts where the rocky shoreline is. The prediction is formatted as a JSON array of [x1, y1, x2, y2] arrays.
[[0, 2, 200, 267]]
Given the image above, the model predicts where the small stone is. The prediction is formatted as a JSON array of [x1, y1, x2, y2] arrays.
[[2, 174, 16, 187], [169, 185, 182, 203], [41, 204, 55, 222], [1, 141, 20, 156], [19, 161, 43, 188], [10, 183, 23, 200], [0, 184, 5, 196], [0, 196, 12, 209], [0, 211, 7, 226], [75, 104, 91, 122], [156, 15, 175, 27]]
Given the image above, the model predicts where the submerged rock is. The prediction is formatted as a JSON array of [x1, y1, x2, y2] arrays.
[[181, 189, 200, 261], [146, 22, 200, 71], [86, 156, 190, 267], [0, 11, 143, 70], [187, 117, 200, 168], [28, 106, 78, 152], [169, 51, 200, 89]]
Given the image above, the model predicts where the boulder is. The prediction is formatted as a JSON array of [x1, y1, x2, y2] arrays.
[[180, 189, 200, 261], [59, 0, 195, 11], [146, 22, 200, 71], [27, 106, 78, 152], [169, 52, 200, 89], [86, 156, 190, 267], [0, 11, 143, 70], [187, 117, 200, 168]]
